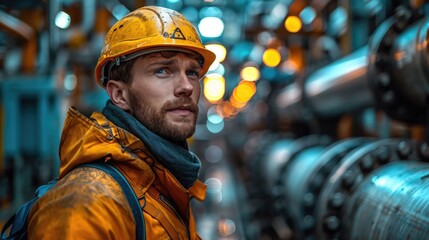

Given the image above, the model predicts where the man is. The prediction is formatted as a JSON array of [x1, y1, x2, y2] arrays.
[[27, 6, 216, 239]]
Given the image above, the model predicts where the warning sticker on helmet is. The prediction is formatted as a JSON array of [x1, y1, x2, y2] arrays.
[[170, 28, 186, 40]]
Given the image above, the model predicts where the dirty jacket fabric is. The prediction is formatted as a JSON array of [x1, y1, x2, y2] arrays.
[[27, 105, 207, 240]]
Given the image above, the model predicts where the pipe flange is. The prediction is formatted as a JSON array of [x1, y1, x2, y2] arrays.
[[294, 138, 374, 238], [316, 138, 427, 239], [274, 135, 333, 215], [368, 7, 426, 123]]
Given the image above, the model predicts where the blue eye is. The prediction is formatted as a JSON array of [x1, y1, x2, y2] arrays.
[[155, 68, 169, 77], [155, 68, 166, 74]]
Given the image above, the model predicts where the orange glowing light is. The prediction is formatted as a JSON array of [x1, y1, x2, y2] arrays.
[[232, 81, 256, 103]]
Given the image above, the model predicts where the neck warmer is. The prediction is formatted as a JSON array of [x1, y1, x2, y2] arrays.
[[102, 100, 201, 189]]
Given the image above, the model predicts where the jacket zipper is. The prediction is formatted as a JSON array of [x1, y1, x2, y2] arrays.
[[159, 194, 190, 239]]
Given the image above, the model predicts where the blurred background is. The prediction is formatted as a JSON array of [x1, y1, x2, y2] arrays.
[[1, 0, 429, 239]]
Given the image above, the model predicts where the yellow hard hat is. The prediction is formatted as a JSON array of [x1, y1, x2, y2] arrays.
[[95, 6, 216, 86]]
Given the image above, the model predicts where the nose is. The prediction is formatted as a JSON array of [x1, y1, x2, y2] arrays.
[[174, 72, 195, 97]]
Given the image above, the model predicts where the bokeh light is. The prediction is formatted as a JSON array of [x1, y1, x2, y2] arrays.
[[54, 11, 71, 29], [262, 48, 282, 67], [285, 16, 302, 33], [199, 17, 224, 38], [204, 73, 225, 103], [205, 44, 227, 63], [240, 64, 260, 82], [232, 80, 257, 103]]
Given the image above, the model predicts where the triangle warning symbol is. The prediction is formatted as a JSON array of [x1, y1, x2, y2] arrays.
[[171, 28, 186, 40]]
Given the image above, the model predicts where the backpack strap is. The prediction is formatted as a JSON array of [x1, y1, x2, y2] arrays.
[[81, 162, 146, 240], [1, 162, 146, 240], [1, 179, 58, 240]]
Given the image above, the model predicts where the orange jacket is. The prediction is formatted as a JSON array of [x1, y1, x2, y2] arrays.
[[27, 107, 207, 239]]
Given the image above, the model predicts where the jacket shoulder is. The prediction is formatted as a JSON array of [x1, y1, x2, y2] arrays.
[[27, 167, 135, 239]]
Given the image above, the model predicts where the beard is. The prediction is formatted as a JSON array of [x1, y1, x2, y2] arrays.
[[128, 90, 199, 143]]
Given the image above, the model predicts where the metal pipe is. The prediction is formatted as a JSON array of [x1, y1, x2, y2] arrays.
[[315, 138, 429, 239], [368, 12, 429, 124], [280, 138, 373, 239], [277, 15, 429, 122], [304, 47, 374, 117], [344, 161, 429, 240], [0, 10, 37, 73], [0, 11, 35, 40], [390, 17, 429, 107], [275, 47, 374, 119]]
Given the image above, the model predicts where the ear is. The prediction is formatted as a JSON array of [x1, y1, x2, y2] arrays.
[[106, 80, 131, 111]]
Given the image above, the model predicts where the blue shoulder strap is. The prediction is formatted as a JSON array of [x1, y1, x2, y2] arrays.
[[80, 162, 146, 240], [1, 162, 145, 240], [1, 179, 58, 240]]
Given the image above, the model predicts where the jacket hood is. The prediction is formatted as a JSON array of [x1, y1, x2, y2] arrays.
[[58, 107, 153, 180]]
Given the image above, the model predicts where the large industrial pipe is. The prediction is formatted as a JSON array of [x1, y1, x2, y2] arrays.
[[245, 135, 429, 239], [304, 47, 373, 117], [280, 138, 373, 239], [316, 138, 429, 239], [275, 47, 372, 119], [368, 13, 429, 123], [390, 18, 429, 107], [343, 161, 429, 240], [276, 12, 429, 123]]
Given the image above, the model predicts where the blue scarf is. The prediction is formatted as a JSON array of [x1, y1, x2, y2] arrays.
[[102, 100, 201, 189]]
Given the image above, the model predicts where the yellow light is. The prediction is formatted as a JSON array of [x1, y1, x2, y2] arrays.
[[205, 44, 227, 63], [285, 16, 302, 33], [232, 81, 256, 103], [240, 65, 260, 82], [204, 73, 225, 103], [262, 48, 281, 67]]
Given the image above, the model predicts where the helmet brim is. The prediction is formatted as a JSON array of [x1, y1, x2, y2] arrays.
[[96, 44, 216, 87]]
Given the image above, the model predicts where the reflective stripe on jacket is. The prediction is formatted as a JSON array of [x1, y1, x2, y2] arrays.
[[27, 107, 207, 239]]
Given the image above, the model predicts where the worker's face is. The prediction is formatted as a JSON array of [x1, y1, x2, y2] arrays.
[[127, 51, 202, 143]]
